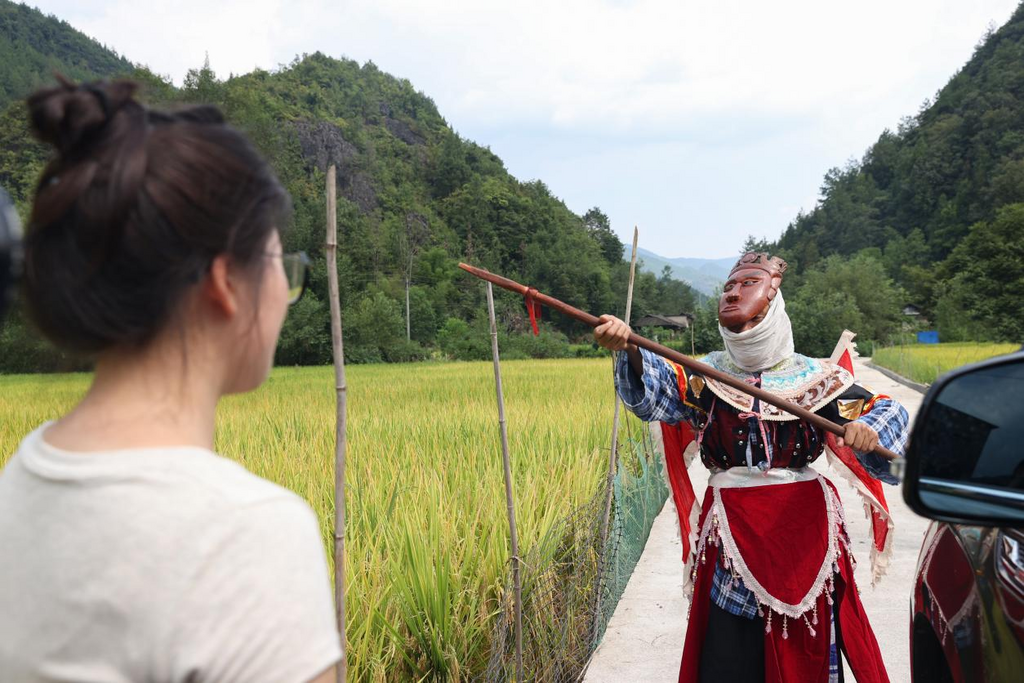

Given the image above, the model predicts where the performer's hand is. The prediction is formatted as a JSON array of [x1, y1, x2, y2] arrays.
[[839, 422, 879, 453], [594, 314, 632, 351]]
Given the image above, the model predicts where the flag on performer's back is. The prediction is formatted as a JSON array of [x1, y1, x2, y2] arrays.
[[829, 329, 857, 375]]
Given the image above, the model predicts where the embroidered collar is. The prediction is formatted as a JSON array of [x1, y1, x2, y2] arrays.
[[698, 351, 854, 421]]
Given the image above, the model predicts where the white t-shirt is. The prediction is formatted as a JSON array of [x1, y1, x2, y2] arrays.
[[0, 423, 342, 683]]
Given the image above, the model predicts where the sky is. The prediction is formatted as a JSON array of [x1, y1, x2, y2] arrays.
[[30, 0, 1021, 258]]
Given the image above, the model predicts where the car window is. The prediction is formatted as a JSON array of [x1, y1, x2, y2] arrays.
[[918, 361, 1024, 491]]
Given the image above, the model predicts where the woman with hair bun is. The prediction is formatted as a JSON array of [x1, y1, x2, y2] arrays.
[[0, 78, 339, 683]]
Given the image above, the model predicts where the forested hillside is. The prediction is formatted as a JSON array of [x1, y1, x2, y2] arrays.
[[772, 3, 1024, 344], [0, 4, 698, 372], [6, 0, 1020, 372], [0, 1, 132, 110]]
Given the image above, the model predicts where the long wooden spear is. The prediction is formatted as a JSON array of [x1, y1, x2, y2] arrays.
[[458, 263, 899, 462], [325, 165, 348, 681]]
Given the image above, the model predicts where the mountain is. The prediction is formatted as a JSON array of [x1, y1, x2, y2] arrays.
[[771, 3, 1024, 343], [626, 245, 733, 296], [0, 0, 133, 110], [0, 4, 700, 371]]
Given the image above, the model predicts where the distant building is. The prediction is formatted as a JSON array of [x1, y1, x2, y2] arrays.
[[902, 303, 931, 326], [634, 313, 694, 330]]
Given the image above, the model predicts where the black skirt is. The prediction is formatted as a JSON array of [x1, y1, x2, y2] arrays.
[[697, 601, 846, 682]]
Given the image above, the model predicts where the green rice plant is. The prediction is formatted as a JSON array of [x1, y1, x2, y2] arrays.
[[871, 342, 1019, 385], [0, 358, 619, 681]]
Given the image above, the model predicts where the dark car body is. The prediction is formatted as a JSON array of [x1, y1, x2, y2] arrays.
[[910, 523, 1024, 682], [904, 350, 1024, 683]]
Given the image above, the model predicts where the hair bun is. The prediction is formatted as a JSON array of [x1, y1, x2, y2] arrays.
[[27, 76, 139, 156]]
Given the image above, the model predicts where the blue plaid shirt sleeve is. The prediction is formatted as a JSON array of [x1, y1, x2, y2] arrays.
[[613, 348, 702, 425], [851, 395, 908, 486], [711, 561, 760, 619]]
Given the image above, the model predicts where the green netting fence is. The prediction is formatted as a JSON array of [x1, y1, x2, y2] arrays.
[[484, 409, 668, 682]]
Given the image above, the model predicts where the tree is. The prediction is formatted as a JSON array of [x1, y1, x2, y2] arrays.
[[769, 3, 1024, 339], [787, 252, 904, 355], [0, 306, 86, 373], [430, 132, 470, 198], [689, 293, 723, 355], [740, 234, 773, 254], [182, 54, 222, 103], [936, 203, 1024, 342], [399, 212, 430, 341], [343, 291, 406, 363], [582, 207, 623, 265], [275, 292, 331, 366], [0, 29, 701, 370], [407, 286, 438, 345], [788, 290, 866, 358], [436, 317, 489, 360]]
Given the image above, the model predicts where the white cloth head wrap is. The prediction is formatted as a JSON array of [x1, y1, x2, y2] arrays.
[[718, 290, 794, 372]]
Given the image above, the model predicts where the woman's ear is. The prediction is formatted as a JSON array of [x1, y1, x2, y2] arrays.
[[204, 254, 238, 318]]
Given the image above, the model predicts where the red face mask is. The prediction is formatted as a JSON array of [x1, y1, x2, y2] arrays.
[[718, 267, 778, 331]]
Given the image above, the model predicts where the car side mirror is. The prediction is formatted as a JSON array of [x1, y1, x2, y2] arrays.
[[903, 351, 1024, 527]]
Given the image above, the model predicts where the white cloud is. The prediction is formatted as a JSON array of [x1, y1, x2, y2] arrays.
[[43, 1, 1016, 128], [28, 0, 1021, 256]]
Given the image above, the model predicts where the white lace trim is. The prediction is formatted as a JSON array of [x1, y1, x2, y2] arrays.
[[710, 476, 838, 619], [825, 448, 894, 586], [688, 476, 843, 639], [680, 495, 701, 595]]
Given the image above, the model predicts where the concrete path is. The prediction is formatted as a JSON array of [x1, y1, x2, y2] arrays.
[[585, 359, 929, 682]]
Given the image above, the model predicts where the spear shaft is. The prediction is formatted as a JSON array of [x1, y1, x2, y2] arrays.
[[458, 262, 898, 462]]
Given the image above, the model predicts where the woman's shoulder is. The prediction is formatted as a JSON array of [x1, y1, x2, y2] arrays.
[[10, 422, 317, 537], [165, 456, 325, 587], [174, 448, 306, 511], [20, 421, 302, 509]]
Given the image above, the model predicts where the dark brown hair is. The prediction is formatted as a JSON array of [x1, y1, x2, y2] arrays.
[[24, 77, 291, 354]]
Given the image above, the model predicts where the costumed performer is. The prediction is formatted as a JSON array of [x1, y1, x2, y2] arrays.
[[593, 252, 908, 683]]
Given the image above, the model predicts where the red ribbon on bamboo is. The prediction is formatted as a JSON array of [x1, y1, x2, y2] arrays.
[[524, 288, 541, 336]]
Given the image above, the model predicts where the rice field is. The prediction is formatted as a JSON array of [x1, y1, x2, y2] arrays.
[[871, 341, 1019, 385], [0, 358, 623, 681]]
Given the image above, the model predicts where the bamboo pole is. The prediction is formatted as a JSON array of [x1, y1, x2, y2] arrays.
[[592, 227, 639, 643], [405, 274, 411, 341], [486, 282, 524, 682], [458, 262, 899, 462], [325, 165, 348, 681]]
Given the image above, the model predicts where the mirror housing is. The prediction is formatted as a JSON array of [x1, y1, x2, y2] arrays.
[[903, 350, 1024, 528]]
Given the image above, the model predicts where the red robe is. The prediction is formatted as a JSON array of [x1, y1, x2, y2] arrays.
[[653, 333, 893, 682]]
